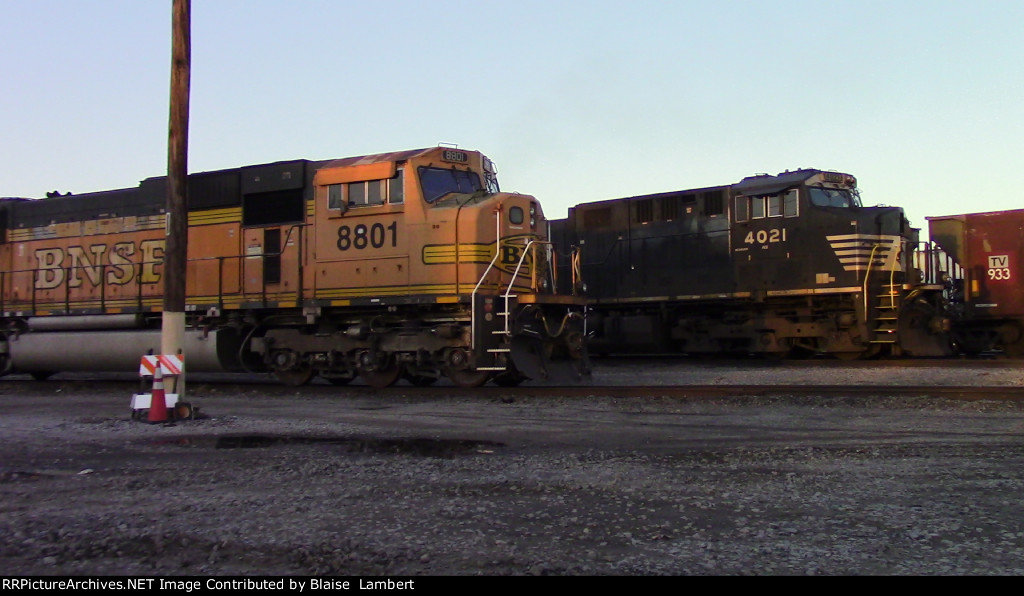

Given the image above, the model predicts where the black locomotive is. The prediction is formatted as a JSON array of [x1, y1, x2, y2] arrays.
[[551, 169, 954, 359]]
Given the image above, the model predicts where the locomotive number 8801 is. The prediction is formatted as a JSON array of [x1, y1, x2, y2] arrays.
[[0, 146, 591, 387]]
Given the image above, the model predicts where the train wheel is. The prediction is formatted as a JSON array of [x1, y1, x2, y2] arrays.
[[998, 322, 1024, 357], [357, 351, 400, 389], [446, 368, 490, 388], [898, 299, 955, 357], [361, 365, 400, 389], [274, 366, 315, 387]]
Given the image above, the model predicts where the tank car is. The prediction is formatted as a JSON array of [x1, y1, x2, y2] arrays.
[[551, 169, 952, 359], [0, 146, 590, 386], [927, 209, 1024, 356]]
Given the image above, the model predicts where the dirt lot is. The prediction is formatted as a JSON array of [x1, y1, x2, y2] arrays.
[[2, 361, 1024, 576]]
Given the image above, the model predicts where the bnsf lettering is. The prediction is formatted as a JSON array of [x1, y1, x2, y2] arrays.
[[501, 244, 522, 265], [336, 222, 398, 251], [34, 240, 164, 290]]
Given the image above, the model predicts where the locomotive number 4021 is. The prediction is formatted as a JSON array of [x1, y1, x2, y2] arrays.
[[744, 228, 788, 246], [337, 222, 399, 251]]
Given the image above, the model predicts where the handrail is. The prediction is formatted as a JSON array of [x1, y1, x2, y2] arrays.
[[2, 251, 267, 316], [503, 239, 547, 300], [469, 247, 505, 351], [469, 234, 552, 349], [502, 239, 553, 335], [862, 243, 881, 319]]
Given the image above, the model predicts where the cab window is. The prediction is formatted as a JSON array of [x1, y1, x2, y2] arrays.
[[327, 168, 404, 210], [809, 187, 859, 208], [751, 196, 766, 219], [735, 190, 800, 222], [734, 196, 749, 222], [419, 167, 482, 203], [783, 189, 798, 217]]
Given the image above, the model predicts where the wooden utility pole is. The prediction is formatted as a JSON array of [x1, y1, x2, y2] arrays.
[[163, 0, 190, 394]]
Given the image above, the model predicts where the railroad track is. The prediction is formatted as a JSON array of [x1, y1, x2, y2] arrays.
[[3, 376, 1022, 401], [321, 383, 1024, 401]]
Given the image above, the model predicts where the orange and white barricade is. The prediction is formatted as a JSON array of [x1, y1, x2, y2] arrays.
[[130, 354, 188, 421]]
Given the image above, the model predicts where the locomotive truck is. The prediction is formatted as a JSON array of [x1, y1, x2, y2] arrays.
[[0, 146, 590, 387]]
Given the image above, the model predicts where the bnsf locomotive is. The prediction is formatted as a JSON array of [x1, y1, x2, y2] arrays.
[[0, 146, 590, 386], [552, 169, 957, 359]]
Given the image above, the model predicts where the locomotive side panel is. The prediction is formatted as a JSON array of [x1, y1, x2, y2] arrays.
[[567, 188, 734, 302], [732, 189, 804, 295], [311, 160, 410, 298], [624, 188, 733, 299], [569, 199, 630, 300], [7, 217, 167, 315]]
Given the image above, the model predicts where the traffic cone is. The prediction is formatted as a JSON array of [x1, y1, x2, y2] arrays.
[[147, 366, 169, 423]]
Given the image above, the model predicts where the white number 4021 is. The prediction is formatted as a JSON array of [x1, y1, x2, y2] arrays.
[[744, 228, 787, 245]]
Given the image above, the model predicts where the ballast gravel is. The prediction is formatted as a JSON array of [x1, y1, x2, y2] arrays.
[[1, 359, 1023, 576]]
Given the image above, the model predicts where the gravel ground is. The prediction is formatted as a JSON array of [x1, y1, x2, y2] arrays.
[[1, 359, 1024, 576]]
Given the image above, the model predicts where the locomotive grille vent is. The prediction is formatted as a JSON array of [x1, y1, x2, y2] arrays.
[[826, 234, 901, 271], [635, 199, 654, 224], [659, 196, 679, 221]]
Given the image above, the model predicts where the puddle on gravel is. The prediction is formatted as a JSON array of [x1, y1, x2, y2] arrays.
[[146, 435, 503, 457]]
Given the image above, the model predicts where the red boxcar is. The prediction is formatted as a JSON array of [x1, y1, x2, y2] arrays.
[[928, 209, 1024, 355]]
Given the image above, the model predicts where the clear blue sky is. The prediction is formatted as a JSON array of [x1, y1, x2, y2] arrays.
[[2, 0, 1022, 232]]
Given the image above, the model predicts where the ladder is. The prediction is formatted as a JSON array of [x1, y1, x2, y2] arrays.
[[470, 238, 547, 372], [870, 282, 901, 345], [862, 242, 902, 347]]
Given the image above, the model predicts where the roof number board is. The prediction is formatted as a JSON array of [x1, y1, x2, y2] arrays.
[[442, 150, 469, 163]]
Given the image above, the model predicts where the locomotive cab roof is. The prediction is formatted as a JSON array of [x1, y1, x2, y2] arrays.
[[735, 168, 844, 196]]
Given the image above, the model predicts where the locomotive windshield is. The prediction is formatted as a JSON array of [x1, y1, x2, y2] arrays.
[[419, 167, 484, 203], [809, 186, 861, 208]]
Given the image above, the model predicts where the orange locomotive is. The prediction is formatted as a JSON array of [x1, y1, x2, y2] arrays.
[[0, 146, 590, 387]]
